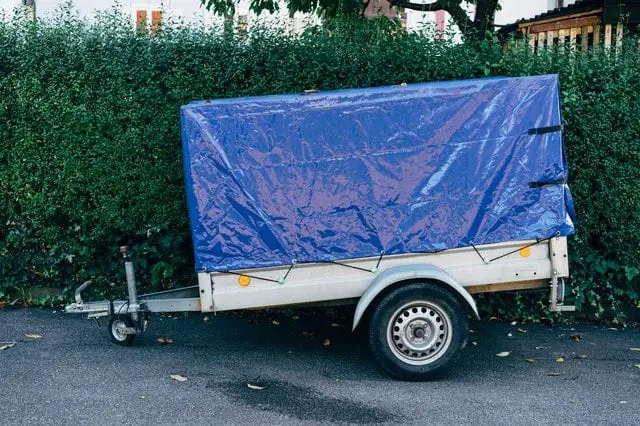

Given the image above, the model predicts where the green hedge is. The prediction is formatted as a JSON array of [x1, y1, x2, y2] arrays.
[[0, 10, 639, 319]]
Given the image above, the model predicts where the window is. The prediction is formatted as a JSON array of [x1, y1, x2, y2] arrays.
[[134, 8, 162, 35]]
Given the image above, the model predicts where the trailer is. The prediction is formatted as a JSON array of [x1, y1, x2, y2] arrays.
[[65, 74, 576, 380]]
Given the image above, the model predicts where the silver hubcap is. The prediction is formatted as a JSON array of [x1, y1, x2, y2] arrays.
[[386, 301, 452, 365], [111, 320, 128, 342]]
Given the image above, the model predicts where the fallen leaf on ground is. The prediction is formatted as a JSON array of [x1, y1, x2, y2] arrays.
[[170, 374, 187, 382], [157, 337, 175, 344], [507, 332, 513, 337], [0, 343, 16, 350], [517, 328, 527, 333], [496, 351, 510, 357], [629, 347, 640, 351], [272, 320, 280, 326], [546, 372, 563, 376], [526, 358, 536, 363], [510, 321, 517, 326], [576, 354, 588, 359], [323, 338, 331, 346], [570, 334, 582, 341], [247, 383, 265, 390], [25, 334, 42, 339], [0, 301, 7, 308], [556, 357, 565, 363]]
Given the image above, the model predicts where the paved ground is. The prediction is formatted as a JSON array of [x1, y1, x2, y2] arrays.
[[1, 307, 639, 425]]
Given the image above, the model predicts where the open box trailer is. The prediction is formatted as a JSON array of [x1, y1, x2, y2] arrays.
[[66, 75, 576, 380]]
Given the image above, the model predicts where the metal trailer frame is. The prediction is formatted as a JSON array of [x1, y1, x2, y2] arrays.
[[65, 237, 574, 379], [65, 236, 574, 328]]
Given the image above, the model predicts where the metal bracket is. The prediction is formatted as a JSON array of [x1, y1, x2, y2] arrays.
[[548, 238, 576, 313]]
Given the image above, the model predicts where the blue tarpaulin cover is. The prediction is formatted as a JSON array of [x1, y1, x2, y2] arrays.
[[181, 74, 575, 272]]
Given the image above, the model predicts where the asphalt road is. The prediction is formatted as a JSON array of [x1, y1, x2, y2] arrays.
[[1, 307, 639, 425]]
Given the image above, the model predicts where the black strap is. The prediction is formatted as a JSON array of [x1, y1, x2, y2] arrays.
[[528, 125, 562, 135], [529, 178, 566, 188]]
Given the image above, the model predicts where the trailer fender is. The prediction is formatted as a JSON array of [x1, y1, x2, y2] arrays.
[[352, 264, 479, 331]]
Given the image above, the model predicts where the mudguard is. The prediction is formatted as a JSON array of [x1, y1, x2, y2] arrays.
[[352, 264, 479, 331]]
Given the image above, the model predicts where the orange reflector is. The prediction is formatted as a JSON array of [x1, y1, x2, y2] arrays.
[[519, 247, 531, 258], [238, 275, 251, 287]]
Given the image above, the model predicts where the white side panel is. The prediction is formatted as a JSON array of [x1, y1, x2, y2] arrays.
[[198, 237, 570, 312]]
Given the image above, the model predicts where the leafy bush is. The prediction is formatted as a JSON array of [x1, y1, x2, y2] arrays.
[[0, 8, 638, 319]]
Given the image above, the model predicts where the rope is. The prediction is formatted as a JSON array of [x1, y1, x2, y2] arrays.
[[219, 236, 559, 282], [470, 241, 488, 264]]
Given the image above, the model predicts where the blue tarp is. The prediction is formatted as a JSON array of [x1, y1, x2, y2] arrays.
[[181, 74, 575, 272]]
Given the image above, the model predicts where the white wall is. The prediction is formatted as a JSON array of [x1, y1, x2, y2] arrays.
[[1, 0, 557, 31], [0, 0, 317, 32], [494, 0, 549, 25]]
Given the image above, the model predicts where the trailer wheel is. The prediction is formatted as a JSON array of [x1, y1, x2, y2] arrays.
[[369, 283, 468, 381], [108, 315, 136, 346]]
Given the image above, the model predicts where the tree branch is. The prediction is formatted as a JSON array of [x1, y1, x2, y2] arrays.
[[388, 0, 474, 37]]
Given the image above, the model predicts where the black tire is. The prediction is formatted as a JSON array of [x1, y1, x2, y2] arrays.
[[108, 315, 137, 346], [368, 282, 469, 381]]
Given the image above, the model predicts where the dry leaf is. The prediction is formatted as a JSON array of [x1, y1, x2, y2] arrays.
[[25, 334, 42, 339], [170, 374, 187, 382], [576, 354, 588, 359], [496, 351, 510, 357], [507, 332, 513, 337], [272, 320, 280, 326], [0, 343, 16, 350], [526, 358, 536, 363], [570, 334, 582, 341], [546, 372, 563, 376], [510, 321, 517, 326], [247, 383, 265, 390], [517, 328, 527, 333], [157, 337, 175, 344], [629, 347, 640, 351], [323, 338, 331, 347], [0, 301, 7, 308], [556, 357, 565, 363]]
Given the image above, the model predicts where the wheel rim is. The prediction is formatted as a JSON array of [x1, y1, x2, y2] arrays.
[[111, 319, 128, 342], [386, 300, 453, 366]]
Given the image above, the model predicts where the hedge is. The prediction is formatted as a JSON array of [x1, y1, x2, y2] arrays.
[[0, 8, 638, 319]]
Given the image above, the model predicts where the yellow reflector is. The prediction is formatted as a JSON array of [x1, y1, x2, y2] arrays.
[[519, 247, 531, 258], [238, 275, 251, 287]]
